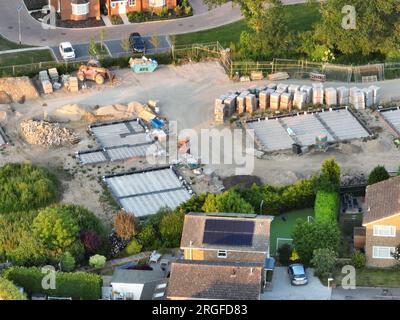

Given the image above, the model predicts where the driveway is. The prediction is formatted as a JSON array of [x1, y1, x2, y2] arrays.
[[261, 267, 332, 300], [332, 287, 400, 300], [0, 0, 311, 47]]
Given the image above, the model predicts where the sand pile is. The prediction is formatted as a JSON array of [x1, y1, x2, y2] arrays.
[[95, 104, 134, 119], [0, 77, 39, 103], [20, 120, 78, 146], [53, 104, 90, 121]]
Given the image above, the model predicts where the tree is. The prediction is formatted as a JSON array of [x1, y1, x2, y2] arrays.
[[150, 33, 160, 53], [121, 36, 131, 54], [316, 158, 341, 192], [0, 277, 27, 300], [89, 254, 106, 269], [159, 209, 185, 247], [113, 211, 138, 241], [88, 37, 98, 58], [352, 250, 366, 269], [80, 231, 102, 255], [292, 220, 341, 265], [33, 207, 79, 252], [61, 252, 76, 272], [310, 248, 337, 276], [202, 190, 255, 214], [98, 29, 107, 51], [368, 165, 390, 185]]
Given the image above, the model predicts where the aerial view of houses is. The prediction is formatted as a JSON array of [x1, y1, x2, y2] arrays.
[[1, 0, 400, 306]]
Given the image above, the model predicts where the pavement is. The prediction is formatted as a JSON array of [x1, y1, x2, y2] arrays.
[[0, 0, 310, 47], [261, 267, 332, 300], [332, 287, 400, 300]]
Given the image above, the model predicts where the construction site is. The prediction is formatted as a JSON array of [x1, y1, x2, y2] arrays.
[[0, 60, 399, 221]]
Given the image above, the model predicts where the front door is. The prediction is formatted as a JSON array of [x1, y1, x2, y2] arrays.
[[119, 1, 126, 14]]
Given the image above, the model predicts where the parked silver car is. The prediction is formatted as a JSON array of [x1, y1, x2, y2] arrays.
[[288, 263, 308, 286]]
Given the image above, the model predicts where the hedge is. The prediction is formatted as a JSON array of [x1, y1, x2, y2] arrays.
[[3, 267, 102, 300], [0, 276, 27, 300], [314, 191, 339, 223]]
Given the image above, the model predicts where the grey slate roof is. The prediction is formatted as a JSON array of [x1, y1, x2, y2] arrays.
[[111, 269, 165, 285]]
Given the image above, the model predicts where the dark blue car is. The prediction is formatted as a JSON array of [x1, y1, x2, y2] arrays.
[[288, 263, 308, 286]]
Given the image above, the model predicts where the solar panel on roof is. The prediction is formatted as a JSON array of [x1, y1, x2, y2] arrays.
[[203, 219, 255, 246], [205, 219, 255, 233]]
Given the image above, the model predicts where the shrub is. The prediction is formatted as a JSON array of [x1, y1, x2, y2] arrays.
[[314, 191, 339, 223], [202, 190, 255, 214], [3, 267, 102, 300], [351, 251, 366, 269], [123, 238, 143, 255], [113, 211, 138, 241], [184, 5, 192, 16], [368, 165, 390, 185], [277, 243, 292, 266], [0, 276, 26, 300], [61, 252, 76, 272], [311, 248, 338, 276], [138, 224, 158, 250], [159, 209, 185, 248], [0, 163, 60, 214], [80, 231, 102, 255], [174, 5, 182, 16], [316, 158, 341, 192], [89, 254, 106, 269]]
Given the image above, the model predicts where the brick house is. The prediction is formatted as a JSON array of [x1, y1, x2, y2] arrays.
[[180, 212, 273, 263], [50, 0, 101, 21], [357, 176, 400, 267], [104, 0, 177, 16]]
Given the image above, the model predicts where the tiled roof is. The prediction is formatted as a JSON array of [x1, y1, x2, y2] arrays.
[[180, 212, 272, 252], [166, 260, 263, 300], [363, 176, 400, 225]]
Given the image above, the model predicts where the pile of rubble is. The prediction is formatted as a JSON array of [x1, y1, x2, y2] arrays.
[[20, 120, 78, 146]]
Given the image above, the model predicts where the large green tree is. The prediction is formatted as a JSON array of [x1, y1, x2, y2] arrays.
[[368, 165, 390, 185], [202, 190, 255, 214], [0, 277, 26, 300]]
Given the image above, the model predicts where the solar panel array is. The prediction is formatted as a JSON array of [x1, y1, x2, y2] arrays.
[[203, 219, 255, 247], [104, 167, 192, 217]]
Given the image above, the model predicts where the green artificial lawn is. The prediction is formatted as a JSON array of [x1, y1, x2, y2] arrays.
[[270, 208, 314, 256]]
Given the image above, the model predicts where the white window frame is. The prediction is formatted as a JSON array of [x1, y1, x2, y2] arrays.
[[149, 0, 166, 7], [71, 2, 90, 16], [373, 225, 396, 237], [217, 250, 227, 259], [372, 246, 395, 259], [128, 0, 135, 6]]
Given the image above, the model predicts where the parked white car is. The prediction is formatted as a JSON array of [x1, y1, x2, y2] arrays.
[[59, 42, 75, 60]]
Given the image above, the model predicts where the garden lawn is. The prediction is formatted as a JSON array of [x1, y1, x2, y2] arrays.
[[270, 208, 314, 256], [334, 268, 400, 288], [0, 36, 32, 51], [0, 49, 54, 67], [175, 3, 321, 47]]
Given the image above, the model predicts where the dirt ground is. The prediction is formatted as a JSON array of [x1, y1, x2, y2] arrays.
[[0, 61, 399, 222]]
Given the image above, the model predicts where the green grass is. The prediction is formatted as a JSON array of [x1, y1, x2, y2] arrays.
[[175, 3, 321, 47], [334, 267, 400, 288], [0, 36, 32, 51], [270, 208, 314, 256], [0, 49, 54, 67]]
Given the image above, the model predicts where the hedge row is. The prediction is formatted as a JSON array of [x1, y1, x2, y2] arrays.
[[3, 267, 102, 300], [314, 191, 340, 223], [0, 276, 27, 300]]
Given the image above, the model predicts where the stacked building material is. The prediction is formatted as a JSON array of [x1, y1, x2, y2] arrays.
[[266, 83, 277, 90], [270, 92, 281, 110], [368, 85, 381, 105], [39, 70, 49, 82], [245, 94, 257, 113], [42, 80, 53, 94], [280, 93, 292, 110], [350, 87, 365, 109], [363, 88, 374, 108], [276, 83, 289, 94], [48, 68, 59, 82], [67, 77, 79, 93], [237, 91, 249, 114], [312, 83, 324, 105], [250, 71, 264, 81], [259, 89, 275, 111], [268, 72, 290, 81], [337, 87, 349, 105], [300, 85, 312, 103], [224, 94, 237, 115], [214, 102, 226, 124], [293, 91, 307, 110], [288, 84, 300, 96], [325, 87, 337, 106]]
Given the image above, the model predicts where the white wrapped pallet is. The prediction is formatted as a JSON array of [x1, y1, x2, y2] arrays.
[[270, 92, 281, 110], [337, 87, 349, 105], [276, 83, 289, 94], [363, 88, 374, 108], [300, 85, 313, 103], [259, 91, 268, 111], [266, 83, 277, 90], [224, 94, 237, 115], [237, 92, 248, 114], [294, 91, 307, 110], [215, 95, 227, 109], [288, 84, 300, 95], [214, 102, 226, 124], [39, 70, 49, 82], [245, 94, 257, 113], [369, 85, 381, 105], [312, 82, 324, 89], [42, 80, 53, 94], [312, 87, 324, 105], [280, 93, 292, 110], [325, 87, 337, 106], [350, 89, 365, 110]]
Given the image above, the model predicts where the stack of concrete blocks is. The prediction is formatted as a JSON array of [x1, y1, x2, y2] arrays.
[[237, 91, 249, 114], [350, 87, 365, 110], [214, 101, 226, 124], [276, 83, 289, 94], [259, 89, 275, 111], [280, 93, 292, 111], [48, 68, 59, 83], [312, 83, 324, 105], [39, 70, 53, 94], [288, 84, 300, 98], [270, 92, 281, 110], [337, 87, 350, 105], [68, 77, 79, 93], [325, 87, 338, 106], [266, 83, 277, 90], [300, 85, 313, 104], [224, 94, 237, 116], [293, 91, 307, 110], [362, 88, 374, 108], [245, 94, 257, 114], [368, 86, 381, 105]]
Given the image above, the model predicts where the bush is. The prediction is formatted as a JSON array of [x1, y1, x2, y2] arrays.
[[202, 190, 255, 214], [3, 267, 102, 300], [277, 243, 292, 266], [61, 252, 76, 272], [89, 254, 106, 269], [123, 238, 143, 255], [314, 191, 339, 223], [80, 231, 102, 255], [113, 211, 137, 241], [0, 163, 60, 214], [0, 276, 27, 300], [316, 158, 341, 192], [368, 165, 390, 185], [311, 248, 338, 276], [351, 251, 366, 269]]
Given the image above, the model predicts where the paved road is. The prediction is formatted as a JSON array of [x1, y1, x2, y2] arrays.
[[332, 287, 400, 300], [261, 267, 332, 300], [0, 0, 310, 47]]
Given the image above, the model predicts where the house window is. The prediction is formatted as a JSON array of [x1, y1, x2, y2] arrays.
[[217, 250, 227, 258], [129, 0, 135, 6], [149, 0, 166, 7], [373, 246, 395, 259], [111, 2, 117, 8], [373, 225, 396, 237], [71, 2, 90, 15], [156, 283, 167, 290]]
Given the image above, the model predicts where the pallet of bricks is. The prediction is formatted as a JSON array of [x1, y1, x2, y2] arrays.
[[39, 70, 53, 94], [214, 93, 237, 124]]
